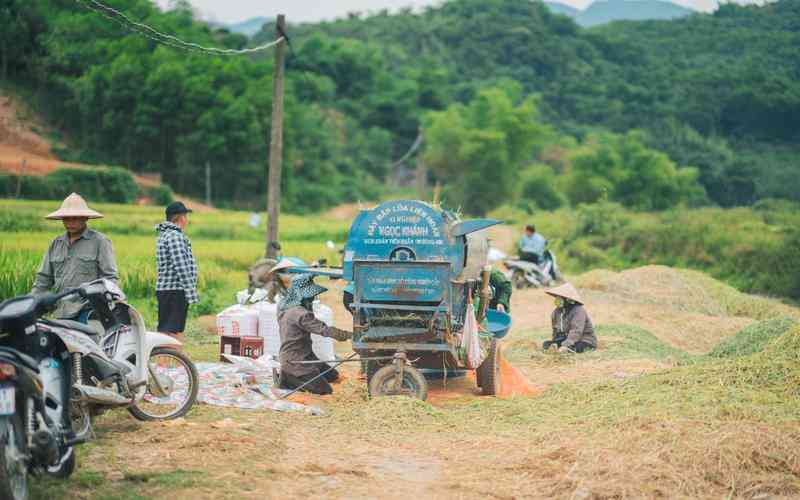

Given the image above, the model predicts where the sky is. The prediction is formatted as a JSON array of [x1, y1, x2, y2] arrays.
[[156, 0, 768, 24]]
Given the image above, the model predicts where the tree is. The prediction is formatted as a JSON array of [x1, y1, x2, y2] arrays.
[[424, 86, 551, 215], [565, 131, 707, 210]]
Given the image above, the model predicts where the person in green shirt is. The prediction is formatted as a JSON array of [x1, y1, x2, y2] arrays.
[[476, 268, 512, 313]]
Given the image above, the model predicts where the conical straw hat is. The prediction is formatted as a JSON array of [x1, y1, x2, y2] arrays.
[[269, 258, 300, 275], [545, 282, 583, 305], [45, 193, 104, 220]]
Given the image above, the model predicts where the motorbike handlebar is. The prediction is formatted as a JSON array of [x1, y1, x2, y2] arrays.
[[36, 287, 84, 314]]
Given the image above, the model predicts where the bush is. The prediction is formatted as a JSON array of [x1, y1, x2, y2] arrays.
[[145, 185, 175, 206], [0, 173, 56, 200], [48, 167, 139, 204], [518, 164, 567, 211]]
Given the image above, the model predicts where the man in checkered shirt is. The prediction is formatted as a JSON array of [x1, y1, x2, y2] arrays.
[[155, 201, 198, 342]]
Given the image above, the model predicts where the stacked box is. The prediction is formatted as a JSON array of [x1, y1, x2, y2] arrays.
[[220, 336, 264, 361]]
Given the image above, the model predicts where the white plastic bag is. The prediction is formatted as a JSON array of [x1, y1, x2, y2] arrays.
[[462, 298, 484, 369]]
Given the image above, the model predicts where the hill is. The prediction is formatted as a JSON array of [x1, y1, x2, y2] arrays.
[[577, 0, 695, 26], [2, 0, 800, 213], [543, 0, 696, 25], [225, 16, 270, 37], [544, 1, 580, 17]]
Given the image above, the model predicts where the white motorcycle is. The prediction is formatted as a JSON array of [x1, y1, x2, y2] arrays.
[[41, 279, 198, 425], [504, 249, 563, 289]]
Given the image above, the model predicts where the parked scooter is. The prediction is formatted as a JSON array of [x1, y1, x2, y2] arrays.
[[64, 279, 199, 423], [0, 290, 92, 500], [504, 249, 563, 289]]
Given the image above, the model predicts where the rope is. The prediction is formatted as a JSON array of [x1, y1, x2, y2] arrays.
[[75, 0, 284, 56]]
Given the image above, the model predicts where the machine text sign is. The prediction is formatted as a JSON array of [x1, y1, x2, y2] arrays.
[[364, 202, 444, 247]]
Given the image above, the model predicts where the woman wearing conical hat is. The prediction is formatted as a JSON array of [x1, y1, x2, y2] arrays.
[[543, 283, 597, 354], [31, 193, 119, 321]]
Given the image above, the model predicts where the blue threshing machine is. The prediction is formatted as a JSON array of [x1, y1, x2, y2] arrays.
[[297, 200, 512, 400]]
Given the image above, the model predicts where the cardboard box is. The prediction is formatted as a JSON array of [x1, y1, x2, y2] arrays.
[[220, 336, 264, 361]]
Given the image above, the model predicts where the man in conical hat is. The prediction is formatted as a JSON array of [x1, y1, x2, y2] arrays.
[[543, 283, 597, 354], [31, 193, 119, 320]]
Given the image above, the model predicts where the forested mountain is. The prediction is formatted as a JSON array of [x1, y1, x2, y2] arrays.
[[543, 0, 695, 26], [544, 1, 580, 17], [576, 0, 694, 26], [2, 0, 799, 213]]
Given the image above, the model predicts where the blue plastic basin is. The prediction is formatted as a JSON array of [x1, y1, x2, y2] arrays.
[[485, 309, 512, 339]]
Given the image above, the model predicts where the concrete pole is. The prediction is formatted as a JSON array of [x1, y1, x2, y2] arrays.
[[266, 15, 286, 259]]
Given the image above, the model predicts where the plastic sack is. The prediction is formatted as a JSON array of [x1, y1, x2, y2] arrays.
[[251, 302, 281, 358], [236, 288, 268, 305], [312, 301, 336, 365], [216, 305, 259, 337], [462, 297, 484, 369]]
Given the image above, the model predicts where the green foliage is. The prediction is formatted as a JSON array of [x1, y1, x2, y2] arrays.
[[0, 168, 139, 204], [4, 0, 800, 211], [564, 131, 707, 210], [517, 164, 566, 211], [0, 173, 55, 200], [46, 168, 139, 204], [424, 87, 551, 215], [708, 317, 798, 358], [144, 185, 174, 206]]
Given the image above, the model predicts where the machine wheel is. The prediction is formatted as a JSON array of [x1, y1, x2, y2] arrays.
[[0, 415, 28, 500], [364, 361, 383, 385], [368, 365, 428, 401], [476, 339, 501, 396], [511, 270, 528, 290]]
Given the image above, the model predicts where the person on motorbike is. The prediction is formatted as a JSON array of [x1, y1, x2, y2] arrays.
[[519, 224, 547, 264], [31, 193, 119, 321], [543, 283, 597, 354], [277, 274, 353, 395]]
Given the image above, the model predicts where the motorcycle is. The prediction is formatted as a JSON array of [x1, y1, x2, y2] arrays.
[[0, 290, 92, 500], [504, 249, 563, 289], [61, 279, 199, 423]]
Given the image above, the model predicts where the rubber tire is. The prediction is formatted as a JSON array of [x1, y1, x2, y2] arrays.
[[46, 447, 76, 479], [368, 365, 428, 401], [511, 270, 528, 290], [477, 339, 501, 396], [0, 415, 28, 500], [364, 361, 383, 386], [128, 348, 199, 422]]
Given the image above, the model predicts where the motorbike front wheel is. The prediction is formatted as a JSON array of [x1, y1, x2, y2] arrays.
[[511, 270, 529, 290], [128, 348, 199, 421], [0, 414, 28, 500], [46, 447, 76, 479]]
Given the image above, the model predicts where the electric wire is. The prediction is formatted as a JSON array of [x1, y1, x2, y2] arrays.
[[75, 0, 284, 56]]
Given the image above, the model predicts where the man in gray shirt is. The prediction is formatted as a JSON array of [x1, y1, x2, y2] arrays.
[[31, 193, 119, 320]]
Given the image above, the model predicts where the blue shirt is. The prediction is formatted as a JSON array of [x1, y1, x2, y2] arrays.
[[519, 233, 546, 256]]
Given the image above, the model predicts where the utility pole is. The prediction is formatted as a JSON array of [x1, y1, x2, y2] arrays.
[[15, 159, 26, 199], [205, 161, 212, 207], [266, 14, 286, 259], [415, 130, 426, 201]]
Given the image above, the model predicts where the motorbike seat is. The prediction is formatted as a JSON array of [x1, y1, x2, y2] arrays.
[[0, 347, 40, 373], [46, 319, 101, 340]]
